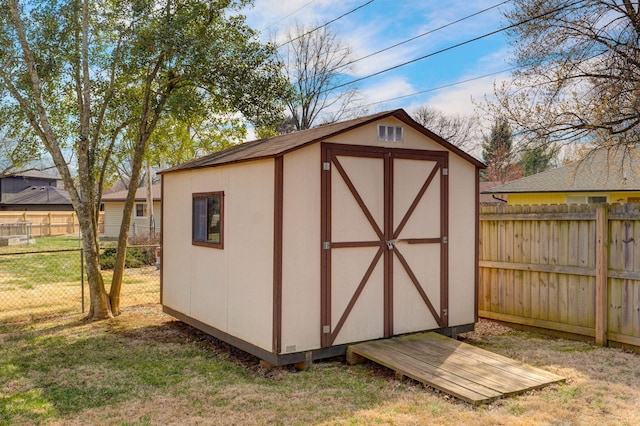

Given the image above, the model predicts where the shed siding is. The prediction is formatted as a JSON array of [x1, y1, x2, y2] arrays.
[[162, 160, 275, 352], [281, 144, 322, 353], [326, 117, 445, 151], [447, 153, 477, 326]]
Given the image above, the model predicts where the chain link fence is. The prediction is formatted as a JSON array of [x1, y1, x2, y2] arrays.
[[0, 243, 159, 323]]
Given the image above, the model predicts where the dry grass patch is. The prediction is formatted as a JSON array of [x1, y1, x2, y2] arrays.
[[2, 308, 640, 425]]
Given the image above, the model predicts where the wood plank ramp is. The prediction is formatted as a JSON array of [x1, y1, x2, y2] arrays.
[[347, 331, 565, 405]]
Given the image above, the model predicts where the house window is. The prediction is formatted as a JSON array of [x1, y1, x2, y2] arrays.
[[135, 203, 147, 218], [566, 196, 586, 204], [378, 125, 403, 142], [587, 196, 607, 204], [192, 192, 223, 248]]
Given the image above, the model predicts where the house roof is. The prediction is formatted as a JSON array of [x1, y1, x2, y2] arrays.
[[0, 186, 71, 205], [101, 183, 161, 202], [3, 170, 61, 180], [483, 149, 640, 194], [479, 181, 508, 204], [160, 109, 485, 174]]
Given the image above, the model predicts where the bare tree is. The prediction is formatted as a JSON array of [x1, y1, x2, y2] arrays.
[[278, 23, 362, 130], [486, 0, 640, 156], [411, 106, 479, 150]]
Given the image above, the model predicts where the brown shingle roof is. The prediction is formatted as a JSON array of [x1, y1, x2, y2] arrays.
[[160, 109, 485, 174], [483, 149, 640, 194]]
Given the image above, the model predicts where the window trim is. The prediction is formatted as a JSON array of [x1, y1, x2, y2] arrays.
[[192, 191, 224, 249]]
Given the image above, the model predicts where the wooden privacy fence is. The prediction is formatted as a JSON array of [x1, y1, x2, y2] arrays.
[[479, 203, 640, 349], [0, 211, 104, 237]]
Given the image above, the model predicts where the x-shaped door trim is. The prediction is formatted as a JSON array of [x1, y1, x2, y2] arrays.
[[321, 143, 448, 347]]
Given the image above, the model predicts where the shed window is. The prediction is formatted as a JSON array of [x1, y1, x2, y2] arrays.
[[192, 192, 223, 248], [135, 203, 147, 218], [378, 125, 403, 142]]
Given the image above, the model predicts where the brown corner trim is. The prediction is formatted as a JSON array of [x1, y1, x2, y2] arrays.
[[160, 174, 164, 305], [273, 156, 284, 354]]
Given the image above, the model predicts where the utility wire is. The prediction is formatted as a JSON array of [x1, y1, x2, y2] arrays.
[[350, 67, 517, 113], [325, 0, 585, 93], [262, 0, 319, 32], [276, 0, 376, 48], [341, 0, 512, 70]]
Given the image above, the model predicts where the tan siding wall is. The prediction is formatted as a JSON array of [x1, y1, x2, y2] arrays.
[[447, 153, 478, 326], [327, 117, 448, 151], [281, 144, 322, 353], [162, 160, 274, 352]]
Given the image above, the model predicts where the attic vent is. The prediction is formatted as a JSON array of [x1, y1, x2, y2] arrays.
[[378, 125, 403, 142]]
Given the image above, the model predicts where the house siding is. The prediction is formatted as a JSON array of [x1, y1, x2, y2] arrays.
[[102, 201, 161, 238]]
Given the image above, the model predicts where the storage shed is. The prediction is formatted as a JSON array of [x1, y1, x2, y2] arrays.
[[160, 109, 485, 366]]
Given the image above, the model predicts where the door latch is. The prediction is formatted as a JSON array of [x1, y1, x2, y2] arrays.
[[386, 240, 395, 250]]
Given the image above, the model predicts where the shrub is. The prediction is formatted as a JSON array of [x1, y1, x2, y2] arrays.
[[99, 246, 155, 270]]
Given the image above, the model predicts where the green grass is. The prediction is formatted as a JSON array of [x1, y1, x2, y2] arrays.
[[2, 311, 640, 425], [0, 236, 82, 254]]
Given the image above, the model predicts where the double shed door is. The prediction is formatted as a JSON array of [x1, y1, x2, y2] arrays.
[[321, 143, 449, 347]]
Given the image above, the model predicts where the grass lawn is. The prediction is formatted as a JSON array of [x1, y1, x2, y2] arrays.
[[0, 236, 158, 323], [1, 307, 639, 425]]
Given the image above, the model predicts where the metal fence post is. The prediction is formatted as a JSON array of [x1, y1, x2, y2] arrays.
[[80, 246, 85, 314]]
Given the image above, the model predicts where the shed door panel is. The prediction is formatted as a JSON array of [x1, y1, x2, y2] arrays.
[[321, 144, 448, 348], [392, 158, 442, 333]]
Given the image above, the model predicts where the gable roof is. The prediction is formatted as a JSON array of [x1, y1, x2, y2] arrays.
[[484, 149, 640, 194], [160, 109, 485, 174], [101, 183, 161, 202], [0, 186, 71, 205]]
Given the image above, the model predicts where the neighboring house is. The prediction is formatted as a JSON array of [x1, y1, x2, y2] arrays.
[[483, 149, 640, 205], [160, 109, 485, 366], [0, 170, 73, 211], [101, 184, 161, 238], [479, 181, 508, 206]]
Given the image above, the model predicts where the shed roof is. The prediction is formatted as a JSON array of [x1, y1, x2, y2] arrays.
[[101, 183, 161, 202], [161, 109, 485, 174], [483, 149, 640, 194], [0, 186, 71, 205]]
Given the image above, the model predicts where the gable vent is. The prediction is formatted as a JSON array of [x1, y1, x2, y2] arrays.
[[378, 125, 403, 142]]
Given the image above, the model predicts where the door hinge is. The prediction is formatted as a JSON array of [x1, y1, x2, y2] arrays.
[[442, 168, 448, 176], [323, 241, 331, 250], [442, 236, 448, 244], [442, 308, 448, 317], [322, 161, 331, 171], [323, 325, 331, 334]]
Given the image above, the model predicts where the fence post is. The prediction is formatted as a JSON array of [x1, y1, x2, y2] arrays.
[[81, 247, 85, 313], [595, 205, 608, 346]]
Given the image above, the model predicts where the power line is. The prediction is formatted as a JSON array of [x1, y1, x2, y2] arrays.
[[262, 0, 319, 32], [341, 0, 512, 70], [333, 67, 517, 115], [276, 0, 376, 48], [325, 0, 585, 93]]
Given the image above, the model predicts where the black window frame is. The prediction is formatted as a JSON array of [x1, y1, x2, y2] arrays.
[[192, 191, 224, 249]]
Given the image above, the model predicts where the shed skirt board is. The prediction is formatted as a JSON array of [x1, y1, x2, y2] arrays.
[[347, 332, 565, 405], [321, 143, 449, 348]]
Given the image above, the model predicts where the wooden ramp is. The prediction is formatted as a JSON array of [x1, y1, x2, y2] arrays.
[[347, 332, 564, 405]]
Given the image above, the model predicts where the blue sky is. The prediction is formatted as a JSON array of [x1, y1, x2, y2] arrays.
[[243, 0, 513, 123]]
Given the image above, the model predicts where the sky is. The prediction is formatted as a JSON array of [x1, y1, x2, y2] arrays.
[[242, 0, 514, 137]]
